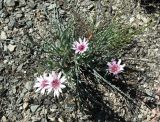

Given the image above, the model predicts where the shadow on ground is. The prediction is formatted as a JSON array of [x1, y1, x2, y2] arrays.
[[139, 0, 160, 13], [76, 61, 157, 122]]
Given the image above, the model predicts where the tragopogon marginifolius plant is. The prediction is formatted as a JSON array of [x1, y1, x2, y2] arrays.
[[32, 4, 141, 109]]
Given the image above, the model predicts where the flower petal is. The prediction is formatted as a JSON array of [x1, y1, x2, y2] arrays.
[[54, 90, 59, 98], [60, 76, 66, 83], [118, 59, 121, 65], [47, 88, 52, 94], [41, 88, 45, 94], [58, 72, 62, 79], [34, 83, 40, 88], [60, 84, 66, 89], [35, 88, 41, 92]]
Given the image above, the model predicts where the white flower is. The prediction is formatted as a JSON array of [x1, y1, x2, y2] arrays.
[[72, 37, 89, 54], [47, 71, 66, 98], [107, 59, 125, 75], [34, 73, 49, 94]]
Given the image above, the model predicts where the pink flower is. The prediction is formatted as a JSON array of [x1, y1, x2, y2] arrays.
[[107, 59, 125, 75], [72, 37, 89, 54], [47, 71, 66, 98], [34, 73, 49, 94]]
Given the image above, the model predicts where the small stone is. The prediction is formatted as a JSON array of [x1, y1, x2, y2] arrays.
[[88, 4, 94, 10], [130, 17, 135, 23], [28, 0, 36, 9], [30, 105, 39, 113], [16, 114, 23, 120], [16, 13, 23, 18], [26, 20, 33, 28], [58, 118, 64, 122], [31, 116, 41, 121], [138, 114, 143, 119], [41, 118, 47, 122], [141, 16, 149, 23], [0, 0, 3, 9], [16, 63, 23, 72], [25, 81, 32, 91], [48, 4, 56, 10], [15, 19, 26, 28], [23, 102, 29, 110], [0, 31, 7, 40], [4, 0, 15, 7], [5, 18, 10, 24], [0, 76, 3, 81], [12, 86, 16, 94], [48, 115, 55, 121], [8, 17, 15, 30], [0, 9, 9, 18], [19, 0, 26, 7], [11, 79, 18, 83], [7, 44, 16, 52], [1, 116, 8, 122], [136, 14, 141, 20]]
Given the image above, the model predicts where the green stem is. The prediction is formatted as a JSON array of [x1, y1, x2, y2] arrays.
[[92, 68, 138, 105]]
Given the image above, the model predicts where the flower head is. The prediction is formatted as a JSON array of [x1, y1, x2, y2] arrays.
[[34, 73, 49, 94], [72, 37, 89, 54], [107, 59, 125, 75], [47, 71, 66, 98]]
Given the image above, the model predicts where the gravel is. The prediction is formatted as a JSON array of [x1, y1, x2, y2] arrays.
[[0, 0, 160, 121]]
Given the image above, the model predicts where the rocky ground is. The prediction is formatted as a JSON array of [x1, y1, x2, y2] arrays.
[[0, 0, 160, 122]]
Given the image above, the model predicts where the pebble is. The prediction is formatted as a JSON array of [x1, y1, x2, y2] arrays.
[[4, 18, 10, 24], [28, 0, 36, 9], [12, 86, 16, 94], [130, 17, 135, 23], [16, 63, 23, 72], [19, 0, 26, 7], [30, 105, 39, 113], [0, 76, 4, 81], [48, 115, 55, 121], [48, 4, 56, 10], [1, 116, 8, 122], [16, 13, 23, 18], [1, 31, 7, 40], [7, 44, 16, 52], [23, 102, 29, 110], [11, 79, 18, 83], [8, 17, 15, 30], [25, 81, 33, 91], [0, 9, 9, 18], [41, 118, 47, 122], [4, 0, 15, 7], [26, 20, 33, 28], [88, 4, 94, 10], [0, 0, 3, 9]]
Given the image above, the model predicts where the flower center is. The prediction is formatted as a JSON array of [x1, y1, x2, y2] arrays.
[[78, 45, 85, 51], [41, 80, 48, 88], [52, 79, 60, 89], [111, 65, 119, 72]]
